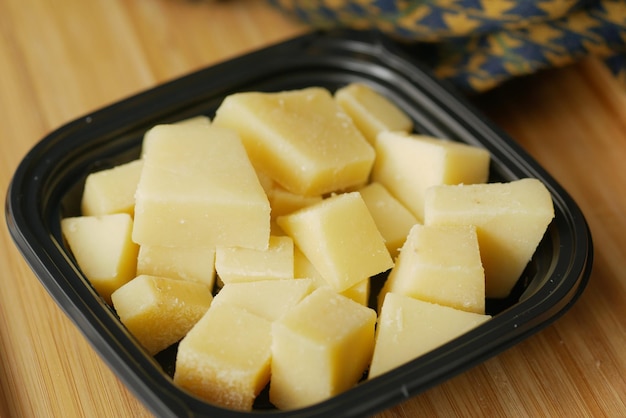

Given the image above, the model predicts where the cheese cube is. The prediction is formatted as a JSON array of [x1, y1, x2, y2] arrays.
[[211, 279, 315, 322], [358, 182, 418, 258], [252, 167, 275, 196], [61, 213, 138, 303], [174, 303, 272, 411], [212, 87, 375, 196], [339, 278, 370, 307], [132, 124, 271, 249], [257, 168, 323, 218], [372, 132, 490, 221], [111, 275, 213, 355], [335, 83, 413, 144], [215, 235, 294, 284], [136, 245, 216, 287], [269, 186, 323, 218], [174, 115, 211, 127], [369, 293, 491, 379], [81, 159, 143, 216], [424, 178, 555, 298], [294, 247, 370, 305], [277, 192, 393, 292], [379, 224, 486, 314], [140, 116, 211, 157], [270, 288, 377, 409]]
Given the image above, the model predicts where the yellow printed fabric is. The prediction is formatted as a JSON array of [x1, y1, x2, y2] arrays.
[[268, 0, 626, 93]]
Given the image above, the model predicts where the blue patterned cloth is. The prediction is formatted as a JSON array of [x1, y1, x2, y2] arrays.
[[268, 0, 626, 93]]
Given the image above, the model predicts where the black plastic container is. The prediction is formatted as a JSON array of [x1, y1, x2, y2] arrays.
[[5, 30, 593, 417]]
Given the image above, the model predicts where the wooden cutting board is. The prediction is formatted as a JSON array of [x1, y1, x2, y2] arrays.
[[1, 1, 625, 417]]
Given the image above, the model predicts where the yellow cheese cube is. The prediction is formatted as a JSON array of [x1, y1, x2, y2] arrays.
[[111, 274, 213, 355], [340, 278, 370, 307], [269, 186, 323, 218], [140, 116, 211, 157], [215, 235, 294, 284], [136, 245, 216, 287], [132, 123, 271, 249], [293, 246, 324, 283], [270, 288, 377, 409], [358, 182, 418, 258], [294, 247, 370, 305], [174, 303, 272, 411], [369, 293, 491, 379], [379, 224, 486, 314], [212, 87, 375, 196], [372, 132, 490, 221], [211, 279, 315, 322], [334, 83, 413, 144], [256, 167, 323, 218], [277, 192, 393, 292], [81, 159, 143, 217], [424, 178, 555, 298], [61, 213, 138, 303], [254, 167, 276, 197], [174, 115, 211, 127]]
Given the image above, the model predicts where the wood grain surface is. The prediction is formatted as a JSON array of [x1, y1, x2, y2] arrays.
[[1, 1, 625, 417]]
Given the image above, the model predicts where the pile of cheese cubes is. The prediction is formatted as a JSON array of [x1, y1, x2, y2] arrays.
[[61, 83, 554, 411]]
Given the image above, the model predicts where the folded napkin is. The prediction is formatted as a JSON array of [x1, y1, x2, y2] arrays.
[[268, 0, 626, 93]]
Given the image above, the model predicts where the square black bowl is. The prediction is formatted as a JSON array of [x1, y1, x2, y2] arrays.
[[5, 30, 593, 418]]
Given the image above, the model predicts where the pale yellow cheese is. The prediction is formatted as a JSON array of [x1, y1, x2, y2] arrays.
[[136, 245, 216, 287], [254, 167, 276, 197], [293, 246, 325, 284], [61, 213, 138, 303], [379, 224, 486, 314], [174, 303, 272, 411], [141, 116, 211, 157], [111, 274, 213, 355], [215, 235, 294, 284], [212, 87, 375, 196], [174, 115, 211, 127], [369, 293, 491, 379], [277, 192, 393, 292], [334, 83, 413, 144], [269, 186, 323, 218], [270, 288, 376, 409], [81, 159, 143, 217], [132, 123, 271, 249], [424, 178, 555, 298], [339, 278, 370, 307], [372, 132, 490, 221], [358, 182, 418, 258], [67, 86, 559, 410], [211, 278, 315, 322], [293, 247, 370, 305], [256, 168, 323, 218]]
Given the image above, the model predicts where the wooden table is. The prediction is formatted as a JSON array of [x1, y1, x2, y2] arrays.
[[1, 1, 625, 417]]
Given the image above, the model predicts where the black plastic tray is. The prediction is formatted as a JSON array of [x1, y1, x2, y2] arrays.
[[5, 30, 593, 418]]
